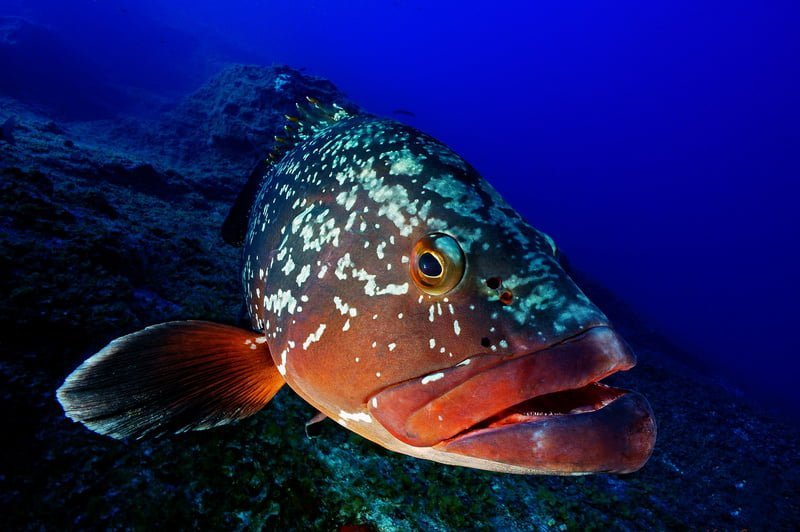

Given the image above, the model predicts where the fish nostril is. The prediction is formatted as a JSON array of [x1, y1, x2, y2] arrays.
[[486, 277, 502, 290], [499, 290, 513, 305], [480, 337, 491, 348]]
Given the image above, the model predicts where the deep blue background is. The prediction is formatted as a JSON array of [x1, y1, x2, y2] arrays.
[[3, 1, 799, 419]]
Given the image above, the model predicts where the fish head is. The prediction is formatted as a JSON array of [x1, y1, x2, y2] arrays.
[[250, 117, 656, 474]]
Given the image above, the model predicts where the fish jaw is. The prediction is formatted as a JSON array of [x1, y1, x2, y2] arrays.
[[438, 389, 655, 474], [367, 326, 656, 474]]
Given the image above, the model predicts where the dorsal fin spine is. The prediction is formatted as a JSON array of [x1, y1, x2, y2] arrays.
[[222, 98, 355, 246]]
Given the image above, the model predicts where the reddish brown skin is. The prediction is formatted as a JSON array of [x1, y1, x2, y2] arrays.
[[242, 115, 657, 474]]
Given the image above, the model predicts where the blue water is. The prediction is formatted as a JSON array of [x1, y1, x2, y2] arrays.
[[4, 0, 799, 419]]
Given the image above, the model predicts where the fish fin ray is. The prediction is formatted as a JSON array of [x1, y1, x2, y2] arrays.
[[56, 321, 284, 439], [222, 99, 357, 246]]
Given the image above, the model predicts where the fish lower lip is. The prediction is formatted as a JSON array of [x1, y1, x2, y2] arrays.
[[368, 326, 638, 448], [438, 390, 656, 474]]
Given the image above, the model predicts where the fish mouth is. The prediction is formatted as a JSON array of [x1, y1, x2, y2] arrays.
[[368, 326, 656, 474]]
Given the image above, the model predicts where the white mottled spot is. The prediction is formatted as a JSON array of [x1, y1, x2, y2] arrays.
[[423, 175, 483, 217], [379, 282, 408, 295], [302, 323, 327, 350], [335, 187, 359, 211], [387, 147, 425, 176], [345, 211, 358, 231], [335, 253, 354, 280], [276, 348, 289, 375], [421, 372, 445, 384], [264, 289, 297, 316], [339, 410, 372, 423], [295, 264, 311, 287], [281, 255, 296, 275], [334, 296, 357, 316]]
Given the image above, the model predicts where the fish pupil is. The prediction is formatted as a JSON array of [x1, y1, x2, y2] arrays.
[[419, 252, 443, 277]]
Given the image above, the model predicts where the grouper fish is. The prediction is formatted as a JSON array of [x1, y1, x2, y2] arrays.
[[57, 99, 656, 474]]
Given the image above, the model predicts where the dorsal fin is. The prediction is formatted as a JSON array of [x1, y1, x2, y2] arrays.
[[221, 158, 272, 246], [221, 97, 355, 246]]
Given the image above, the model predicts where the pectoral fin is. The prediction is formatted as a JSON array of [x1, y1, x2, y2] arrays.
[[56, 321, 284, 439]]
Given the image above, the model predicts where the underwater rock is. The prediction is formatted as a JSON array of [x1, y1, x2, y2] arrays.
[[1, 116, 16, 143], [161, 64, 355, 163], [0, 167, 74, 232], [63, 64, 355, 204], [82, 191, 119, 219], [91, 162, 191, 200], [42, 121, 64, 134]]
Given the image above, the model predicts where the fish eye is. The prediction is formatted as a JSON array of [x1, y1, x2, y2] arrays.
[[411, 233, 465, 295], [418, 252, 443, 277]]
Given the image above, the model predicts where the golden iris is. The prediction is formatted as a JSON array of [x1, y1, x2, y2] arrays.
[[410, 233, 465, 295]]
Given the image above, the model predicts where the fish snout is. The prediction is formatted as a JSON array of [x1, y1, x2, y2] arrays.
[[367, 326, 655, 474]]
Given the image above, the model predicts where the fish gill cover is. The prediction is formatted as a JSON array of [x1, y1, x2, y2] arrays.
[[0, 1, 798, 529]]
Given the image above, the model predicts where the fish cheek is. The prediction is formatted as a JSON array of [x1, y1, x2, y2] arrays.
[[274, 293, 377, 411]]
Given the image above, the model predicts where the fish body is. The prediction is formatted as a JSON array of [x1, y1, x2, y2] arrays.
[[57, 103, 656, 475]]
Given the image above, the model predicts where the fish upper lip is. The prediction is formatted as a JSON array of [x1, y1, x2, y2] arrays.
[[367, 326, 637, 447]]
